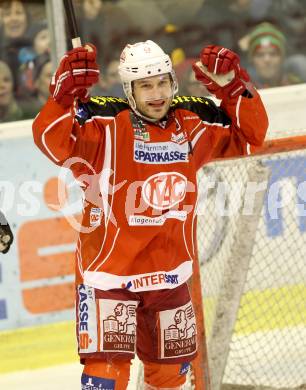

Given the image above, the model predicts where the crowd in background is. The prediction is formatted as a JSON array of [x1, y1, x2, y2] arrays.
[[1, 0, 306, 123], [0, 0, 51, 122]]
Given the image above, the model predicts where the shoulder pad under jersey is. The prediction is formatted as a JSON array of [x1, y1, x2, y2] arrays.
[[75, 96, 129, 125], [171, 95, 231, 126]]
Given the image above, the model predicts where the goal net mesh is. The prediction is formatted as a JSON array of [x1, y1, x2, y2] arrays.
[[196, 149, 306, 390], [135, 148, 306, 390]]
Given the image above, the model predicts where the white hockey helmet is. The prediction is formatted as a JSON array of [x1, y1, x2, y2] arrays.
[[118, 40, 178, 111]]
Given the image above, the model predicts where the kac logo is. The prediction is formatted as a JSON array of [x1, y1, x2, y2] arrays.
[[142, 172, 187, 210]]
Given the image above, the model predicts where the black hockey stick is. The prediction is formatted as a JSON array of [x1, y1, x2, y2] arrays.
[[63, 0, 82, 48]]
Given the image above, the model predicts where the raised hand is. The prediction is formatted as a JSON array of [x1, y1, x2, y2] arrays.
[[192, 45, 250, 100], [49, 44, 100, 108]]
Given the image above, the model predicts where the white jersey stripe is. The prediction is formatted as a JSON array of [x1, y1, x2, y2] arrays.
[[190, 119, 203, 136], [202, 120, 230, 128], [183, 219, 194, 260], [42, 112, 71, 162], [191, 128, 207, 148], [86, 122, 113, 271], [236, 95, 242, 128]]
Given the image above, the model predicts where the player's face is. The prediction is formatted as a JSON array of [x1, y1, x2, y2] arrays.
[[133, 74, 173, 121], [252, 46, 283, 81]]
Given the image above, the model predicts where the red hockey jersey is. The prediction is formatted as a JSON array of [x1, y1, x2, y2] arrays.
[[32, 93, 268, 292]]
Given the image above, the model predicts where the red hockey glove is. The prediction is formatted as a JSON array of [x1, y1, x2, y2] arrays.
[[49, 44, 100, 108], [192, 45, 250, 100]]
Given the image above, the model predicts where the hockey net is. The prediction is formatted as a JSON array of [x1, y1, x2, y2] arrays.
[[187, 85, 306, 390], [135, 147, 306, 390], [194, 148, 306, 390]]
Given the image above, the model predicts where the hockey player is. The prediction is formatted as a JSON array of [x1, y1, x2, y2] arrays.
[[0, 211, 13, 254], [32, 41, 268, 389]]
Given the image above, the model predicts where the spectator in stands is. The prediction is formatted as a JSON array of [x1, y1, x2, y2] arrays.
[[268, 0, 306, 56], [91, 59, 125, 97], [103, 60, 124, 97], [0, 0, 28, 40], [32, 53, 52, 107], [284, 54, 306, 83], [117, 0, 166, 35], [82, 0, 102, 21], [246, 22, 304, 88], [19, 53, 52, 118], [32, 22, 50, 56], [189, 0, 267, 62], [182, 68, 208, 97], [0, 1, 32, 96], [281, 0, 306, 56], [153, 23, 183, 64], [19, 22, 50, 94], [0, 60, 23, 122], [175, 58, 208, 96], [77, 0, 134, 67]]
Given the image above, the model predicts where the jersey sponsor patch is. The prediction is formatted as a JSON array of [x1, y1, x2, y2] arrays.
[[134, 129, 150, 141], [183, 115, 199, 120], [99, 299, 138, 354], [128, 210, 187, 226], [83, 260, 193, 292], [90, 207, 102, 227], [77, 284, 98, 353], [81, 374, 115, 390], [142, 172, 187, 210], [158, 301, 197, 359], [171, 131, 188, 144], [122, 272, 179, 290], [134, 140, 188, 164], [90, 96, 127, 106]]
